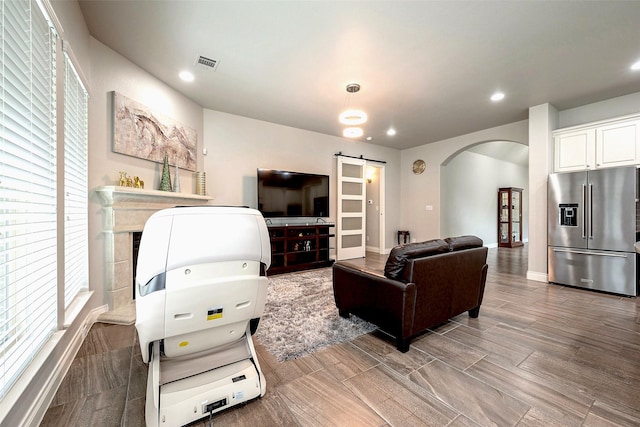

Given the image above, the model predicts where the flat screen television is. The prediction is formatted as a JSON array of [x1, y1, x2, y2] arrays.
[[257, 169, 329, 218]]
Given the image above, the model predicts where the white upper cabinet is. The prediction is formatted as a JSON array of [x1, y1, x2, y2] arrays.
[[554, 128, 596, 172], [553, 114, 640, 172]]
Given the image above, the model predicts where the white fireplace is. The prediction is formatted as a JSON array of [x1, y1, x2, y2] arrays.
[[95, 186, 214, 324]]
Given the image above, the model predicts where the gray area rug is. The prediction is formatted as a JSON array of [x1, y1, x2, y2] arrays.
[[255, 267, 377, 361]]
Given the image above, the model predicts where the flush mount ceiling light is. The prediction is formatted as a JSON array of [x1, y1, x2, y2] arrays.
[[339, 83, 367, 125], [491, 91, 505, 102], [179, 70, 194, 82], [343, 127, 364, 138], [631, 60, 640, 71], [387, 128, 396, 136]]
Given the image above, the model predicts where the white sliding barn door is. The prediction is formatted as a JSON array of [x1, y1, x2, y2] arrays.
[[336, 157, 366, 260]]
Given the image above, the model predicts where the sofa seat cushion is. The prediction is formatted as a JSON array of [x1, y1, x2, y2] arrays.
[[384, 238, 449, 280], [445, 235, 483, 251]]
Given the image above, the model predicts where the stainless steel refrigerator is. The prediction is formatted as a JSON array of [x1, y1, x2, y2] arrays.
[[548, 166, 639, 296]]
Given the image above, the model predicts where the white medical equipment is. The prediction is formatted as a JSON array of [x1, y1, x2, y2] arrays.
[[135, 206, 271, 426]]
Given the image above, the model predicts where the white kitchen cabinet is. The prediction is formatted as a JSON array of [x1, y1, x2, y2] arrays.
[[553, 114, 640, 172]]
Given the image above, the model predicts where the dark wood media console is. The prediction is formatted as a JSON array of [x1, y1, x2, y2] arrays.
[[267, 224, 335, 274]]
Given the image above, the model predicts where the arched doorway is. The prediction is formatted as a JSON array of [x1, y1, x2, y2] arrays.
[[441, 141, 528, 247]]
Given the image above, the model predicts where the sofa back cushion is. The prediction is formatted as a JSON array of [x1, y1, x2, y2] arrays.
[[384, 239, 449, 280], [445, 235, 483, 251]]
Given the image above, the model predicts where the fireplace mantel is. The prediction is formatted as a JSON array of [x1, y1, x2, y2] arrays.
[[95, 185, 214, 206], [95, 186, 214, 324]]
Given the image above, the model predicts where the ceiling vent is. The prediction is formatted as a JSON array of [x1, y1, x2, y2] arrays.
[[195, 55, 219, 71]]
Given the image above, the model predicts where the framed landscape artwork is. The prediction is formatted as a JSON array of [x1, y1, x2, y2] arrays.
[[112, 91, 197, 171]]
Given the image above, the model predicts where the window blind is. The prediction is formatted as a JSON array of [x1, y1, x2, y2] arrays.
[[0, 0, 58, 399], [63, 52, 88, 308]]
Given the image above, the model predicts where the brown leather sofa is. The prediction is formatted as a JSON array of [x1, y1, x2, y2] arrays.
[[332, 236, 488, 352]]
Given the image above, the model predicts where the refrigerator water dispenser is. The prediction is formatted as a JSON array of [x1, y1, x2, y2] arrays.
[[559, 203, 578, 227]]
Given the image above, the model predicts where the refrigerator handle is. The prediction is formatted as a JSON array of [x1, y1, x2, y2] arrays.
[[582, 184, 587, 239], [589, 183, 594, 239]]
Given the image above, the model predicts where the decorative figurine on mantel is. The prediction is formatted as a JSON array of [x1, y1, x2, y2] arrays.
[[119, 171, 133, 187], [173, 164, 181, 192], [119, 171, 144, 189], [133, 176, 144, 189], [159, 153, 172, 191]]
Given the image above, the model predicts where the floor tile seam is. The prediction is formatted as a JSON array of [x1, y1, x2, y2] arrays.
[[407, 358, 531, 427], [412, 331, 488, 371], [527, 323, 626, 354], [515, 357, 605, 405], [494, 323, 582, 355], [587, 397, 640, 424], [464, 357, 593, 422], [569, 348, 640, 385], [367, 361, 464, 424], [598, 320, 640, 341], [398, 353, 437, 381], [435, 325, 491, 360], [335, 343, 384, 383], [448, 322, 535, 363], [338, 381, 400, 427], [422, 354, 533, 418]]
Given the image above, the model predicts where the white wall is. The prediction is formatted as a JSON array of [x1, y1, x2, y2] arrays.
[[559, 92, 640, 128], [442, 148, 528, 246], [87, 38, 204, 308], [201, 110, 401, 251], [399, 120, 529, 242], [527, 103, 557, 282]]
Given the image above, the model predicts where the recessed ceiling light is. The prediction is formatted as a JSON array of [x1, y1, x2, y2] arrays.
[[631, 60, 640, 71], [366, 136, 373, 141], [179, 70, 194, 82], [339, 109, 368, 125], [490, 92, 505, 102], [343, 127, 363, 138], [387, 128, 396, 136]]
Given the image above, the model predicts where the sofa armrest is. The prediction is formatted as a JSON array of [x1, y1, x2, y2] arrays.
[[332, 262, 417, 340]]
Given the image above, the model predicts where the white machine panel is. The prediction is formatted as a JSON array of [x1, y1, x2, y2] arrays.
[[135, 206, 270, 426]]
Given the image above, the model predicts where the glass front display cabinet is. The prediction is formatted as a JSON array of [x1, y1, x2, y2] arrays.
[[498, 187, 523, 248]]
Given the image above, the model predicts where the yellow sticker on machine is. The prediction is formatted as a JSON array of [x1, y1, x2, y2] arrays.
[[207, 306, 223, 321]]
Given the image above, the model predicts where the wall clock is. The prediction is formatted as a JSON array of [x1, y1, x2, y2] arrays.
[[412, 159, 426, 175]]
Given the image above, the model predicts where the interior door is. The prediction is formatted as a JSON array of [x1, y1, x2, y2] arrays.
[[336, 157, 366, 260]]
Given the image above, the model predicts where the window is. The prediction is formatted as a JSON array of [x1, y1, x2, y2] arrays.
[[63, 50, 89, 308], [0, 0, 58, 398]]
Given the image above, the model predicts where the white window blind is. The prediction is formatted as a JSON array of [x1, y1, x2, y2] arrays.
[[63, 51, 88, 308], [0, 0, 58, 399]]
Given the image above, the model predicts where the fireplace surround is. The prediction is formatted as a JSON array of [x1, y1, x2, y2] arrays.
[[95, 186, 213, 324]]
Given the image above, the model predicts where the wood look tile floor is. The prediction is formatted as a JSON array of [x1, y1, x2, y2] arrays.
[[41, 246, 640, 427]]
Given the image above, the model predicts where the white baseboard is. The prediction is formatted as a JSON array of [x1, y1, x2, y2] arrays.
[[527, 271, 548, 283], [365, 245, 391, 255]]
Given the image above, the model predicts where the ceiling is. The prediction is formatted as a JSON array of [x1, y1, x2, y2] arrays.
[[77, 1, 640, 150]]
